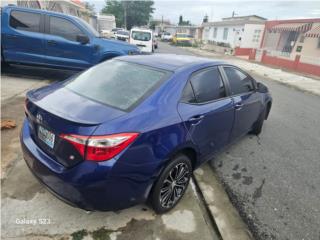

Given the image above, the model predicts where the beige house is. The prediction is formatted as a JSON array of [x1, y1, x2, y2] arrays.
[[299, 23, 320, 63], [256, 19, 320, 76]]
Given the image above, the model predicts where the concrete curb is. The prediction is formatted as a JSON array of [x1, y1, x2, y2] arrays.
[[193, 164, 253, 240]]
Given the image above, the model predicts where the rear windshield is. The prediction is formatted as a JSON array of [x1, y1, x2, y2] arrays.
[[64, 60, 170, 111], [176, 34, 191, 38], [132, 31, 151, 41], [117, 30, 129, 35]]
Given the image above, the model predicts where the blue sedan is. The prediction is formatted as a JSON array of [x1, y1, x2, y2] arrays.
[[20, 54, 272, 213]]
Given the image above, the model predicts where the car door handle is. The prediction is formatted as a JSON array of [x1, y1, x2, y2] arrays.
[[188, 115, 204, 124], [235, 103, 244, 110], [47, 40, 57, 46]]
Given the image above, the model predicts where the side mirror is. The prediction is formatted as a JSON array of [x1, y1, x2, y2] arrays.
[[76, 35, 89, 44], [257, 82, 268, 93]]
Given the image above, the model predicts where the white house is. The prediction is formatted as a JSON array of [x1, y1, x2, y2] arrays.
[[202, 15, 266, 50], [97, 14, 116, 33]]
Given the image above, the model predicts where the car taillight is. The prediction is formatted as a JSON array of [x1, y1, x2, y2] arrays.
[[60, 133, 139, 161]]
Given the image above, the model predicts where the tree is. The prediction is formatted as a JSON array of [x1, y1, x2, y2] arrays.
[[179, 15, 183, 25], [178, 15, 190, 26], [149, 20, 156, 30], [101, 0, 154, 30]]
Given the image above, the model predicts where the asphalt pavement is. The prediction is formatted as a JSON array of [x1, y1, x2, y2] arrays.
[[156, 42, 320, 240]]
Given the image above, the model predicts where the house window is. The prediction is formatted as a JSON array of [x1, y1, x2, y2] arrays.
[[223, 28, 228, 40], [213, 27, 218, 38], [252, 29, 261, 43]]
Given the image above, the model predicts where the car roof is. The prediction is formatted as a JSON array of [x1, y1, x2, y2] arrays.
[[117, 54, 225, 71], [4, 5, 81, 21], [131, 28, 152, 33]]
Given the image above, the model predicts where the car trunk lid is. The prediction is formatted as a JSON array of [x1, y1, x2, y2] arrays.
[[25, 84, 126, 168]]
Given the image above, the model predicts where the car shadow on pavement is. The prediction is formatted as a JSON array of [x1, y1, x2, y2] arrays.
[[1, 64, 78, 82]]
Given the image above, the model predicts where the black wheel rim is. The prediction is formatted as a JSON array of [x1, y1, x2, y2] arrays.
[[160, 162, 190, 208]]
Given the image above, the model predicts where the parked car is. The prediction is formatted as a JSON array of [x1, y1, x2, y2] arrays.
[[161, 32, 173, 42], [172, 33, 193, 46], [21, 54, 272, 213], [130, 28, 153, 53], [110, 27, 124, 39], [115, 30, 129, 42], [99, 29, 112, 38], [1, 6, 140, 70]]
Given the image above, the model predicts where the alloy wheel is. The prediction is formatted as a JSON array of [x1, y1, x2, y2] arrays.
[[159, 162, 190, 208]]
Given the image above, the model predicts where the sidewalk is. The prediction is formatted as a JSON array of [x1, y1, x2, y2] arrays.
[[184, 47, 320, 96], [194, 164, 253, 240]]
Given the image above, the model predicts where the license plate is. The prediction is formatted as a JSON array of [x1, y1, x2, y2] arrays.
[[38, 125, 55, 149]]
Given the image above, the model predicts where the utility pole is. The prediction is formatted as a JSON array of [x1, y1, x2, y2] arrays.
[[232, 11, 237, 18], [161, 15, 163, 32]]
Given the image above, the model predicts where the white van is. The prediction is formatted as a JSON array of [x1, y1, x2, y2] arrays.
[[130, 28, 153, 53]]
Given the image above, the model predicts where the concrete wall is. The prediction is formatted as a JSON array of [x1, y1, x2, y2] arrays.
[[240, 24, 265, 48], [262, 31, 281, 50], [204, 25, 244, 48], [260, 50, 320, 76], [203, 23, 265, 49], [300, 37, 320, 57]]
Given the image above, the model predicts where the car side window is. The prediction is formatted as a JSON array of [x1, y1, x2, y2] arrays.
[[223, 67, 254, 95], [49, 16, 83, 42], [10, 11, 41, 33], [190, 67, 226, 103], [181, 81, 196, 103]]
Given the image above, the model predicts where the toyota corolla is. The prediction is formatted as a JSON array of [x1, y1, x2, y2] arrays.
[[21, 54, 272, 213]]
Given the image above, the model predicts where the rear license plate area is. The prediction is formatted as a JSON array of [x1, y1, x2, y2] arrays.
[[38, 125, 55, 149]]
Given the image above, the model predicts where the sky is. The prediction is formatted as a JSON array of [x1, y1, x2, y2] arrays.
[[92, 0, 320, 25]]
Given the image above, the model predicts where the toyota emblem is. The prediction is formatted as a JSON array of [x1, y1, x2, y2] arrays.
[[36, 113, 43, 123]]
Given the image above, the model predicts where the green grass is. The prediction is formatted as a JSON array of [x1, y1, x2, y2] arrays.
[[91, 228, 113, 240], [71, 230, 88, 240]]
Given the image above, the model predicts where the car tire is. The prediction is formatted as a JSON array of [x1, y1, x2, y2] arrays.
[[250, 107, 266, 135], [149, 154, 192, 214]]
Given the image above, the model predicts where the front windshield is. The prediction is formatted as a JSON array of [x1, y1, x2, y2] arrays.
[[78, 18, 100, 37], [132, 31, 152, 41]]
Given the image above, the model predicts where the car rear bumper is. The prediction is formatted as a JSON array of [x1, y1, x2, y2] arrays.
[[20, 119, 153, 211]]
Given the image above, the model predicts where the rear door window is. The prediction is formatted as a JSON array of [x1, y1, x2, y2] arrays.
[[189, 67, 226, 103], [49, 16, 83, 41], [181, 81, 196, 103], [10, 10, 41, 33], [65, 60, 170, 111], [223, 67, 254, 95]]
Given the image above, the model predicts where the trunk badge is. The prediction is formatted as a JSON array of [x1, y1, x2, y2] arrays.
[[36, 113, 43, 124]]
